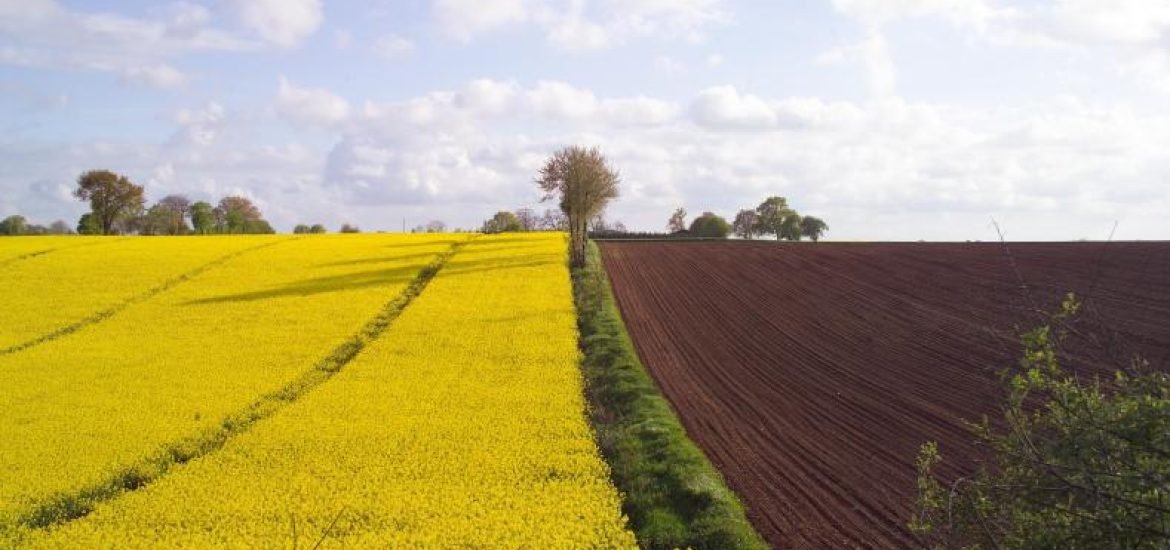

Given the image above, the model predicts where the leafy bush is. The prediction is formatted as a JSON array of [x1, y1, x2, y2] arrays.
[[911, 294, 1170, 549]]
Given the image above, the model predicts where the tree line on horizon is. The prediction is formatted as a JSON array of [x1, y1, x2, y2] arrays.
[[659, 197, 828, 241], [0, 170, 279, 236]]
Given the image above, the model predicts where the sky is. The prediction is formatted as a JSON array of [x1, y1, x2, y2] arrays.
[[0, 0, 1168, 240]]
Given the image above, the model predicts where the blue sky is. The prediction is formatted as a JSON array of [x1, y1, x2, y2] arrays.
[[1, 0, 1168, 240]]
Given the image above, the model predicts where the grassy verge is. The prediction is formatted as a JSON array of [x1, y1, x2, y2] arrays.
[[572, 241, 768, 550]]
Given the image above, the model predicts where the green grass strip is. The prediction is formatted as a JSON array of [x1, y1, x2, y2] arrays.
[[12, 238, 470, 533], [0, 238, 290, 356], [572, 240, 769, 550]]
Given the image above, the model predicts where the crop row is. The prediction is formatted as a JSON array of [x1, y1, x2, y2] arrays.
[[14, 233, 635, 548], [0, 234, 462, 540]]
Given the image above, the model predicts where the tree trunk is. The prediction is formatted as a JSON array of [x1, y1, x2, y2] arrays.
[[569, 221, 586, 268]]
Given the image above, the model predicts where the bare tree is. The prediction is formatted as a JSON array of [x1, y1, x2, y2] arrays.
[[156, 194, 192, 235], [667, 207, 688, 233], [425, 220, 447, 233], [536, 146, 620, 267], [732, 209, 758, 239], [514, 208, 539, 231], [539, 208, 567, 231]]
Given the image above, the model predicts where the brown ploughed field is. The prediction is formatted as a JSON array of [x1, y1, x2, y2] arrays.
[[598, 241, 1170, 549]]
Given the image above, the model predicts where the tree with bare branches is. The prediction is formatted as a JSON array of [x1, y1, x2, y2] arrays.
[[536, 146, 620, 267]]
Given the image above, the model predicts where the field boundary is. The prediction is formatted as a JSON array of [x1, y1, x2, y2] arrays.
[[0, 238, 292, 356], [571, 241, 768, 550], [11, 237, 471, 532]]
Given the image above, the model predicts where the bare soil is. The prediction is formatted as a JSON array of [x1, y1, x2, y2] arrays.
[[599, 241, 1170, 549]]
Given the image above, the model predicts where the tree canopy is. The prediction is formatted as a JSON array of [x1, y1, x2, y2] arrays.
[[732, 209, 758, 239], [73, 169, 145, 235], [0, 215, 28, 236], [689, 212, 730, 239], [800, 216, 829, 242], [481, 211, 522, 233], [536, 145, 620, 267]]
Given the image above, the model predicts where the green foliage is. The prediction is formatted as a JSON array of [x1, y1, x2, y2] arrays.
[[800, 216, 828, 242], [309, 224, 327, 234], [779, 213, 802, 241], [339, 224, 360, 234], [189, 202, 216, 235], [0, 215, 28, 235], [912, 294, 1170, 550], [480, 211, 523, 234], [572, 242, 769, 550], [752, 196, 800, 241], [73, 169, 146, 235], [688, 212, 730, 239], [292, 224, 311, 234], [76, 213, 100, 235]]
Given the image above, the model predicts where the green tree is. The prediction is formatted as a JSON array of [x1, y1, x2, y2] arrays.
[[139, 204, 173, 236], [732, 209, 758, 239], [536, 145, 620, 268], [309, 224, 327, 234], [668, 207, 688, 233], [800, 216, 829, 242], [293, 224, 311, 234], [753, 196, 799, 241], [73, 169, 146, 235], [689, 212, 730, 238], [912, 294, 1170, 550], [481, 211, 522, 233], [215, 196, 272, 234], [339, 223, 361, 233], [190, 201, 216, 234], [779, 213, 802, 241], [0, 215, 28, 235], [76, 213, 100, 235]]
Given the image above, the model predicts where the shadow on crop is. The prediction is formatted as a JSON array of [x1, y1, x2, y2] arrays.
[[184, 243, 563, 306], [312, 251, 441, 268], [182, 264, 424, 305]]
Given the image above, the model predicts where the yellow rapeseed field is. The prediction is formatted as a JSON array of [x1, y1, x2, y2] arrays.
[[0, 236, 104, 266], [0, 236, 274, 351], [18, 233, 636, 548], [0, 234, 461, 537]]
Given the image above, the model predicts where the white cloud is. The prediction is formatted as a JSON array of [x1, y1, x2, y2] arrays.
[[599, 96, 679, 126], [432, 0, 529, 41], [828, 0, 1170, 95], [372, 34, 416, 60], [275, 77, 350, 127], [172, 101, 226, 146], [525, 80, 599, 119], [430, 0, 728, 50], [0, 0, 256, 89], [456, 79, 521, 116], [689, 86, 778, 129], [829, 0, 1010, 29], [121, 64, 189, 89], [227, 0, 323, 48]]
